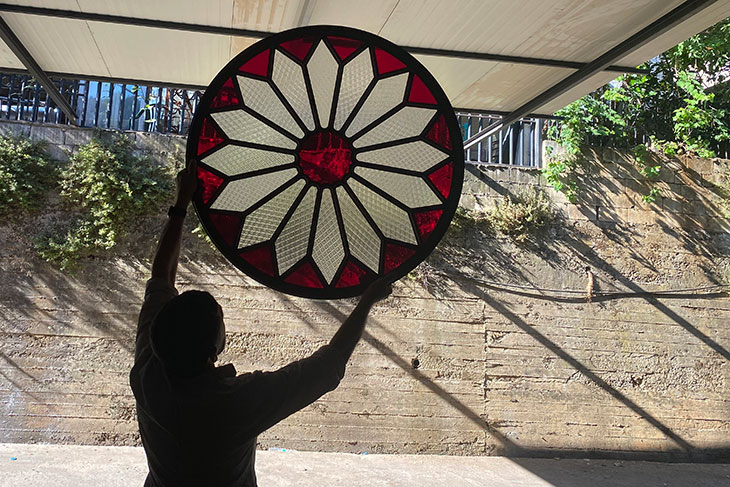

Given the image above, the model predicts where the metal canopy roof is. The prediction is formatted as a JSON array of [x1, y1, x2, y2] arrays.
[[0, 0, 728, 129]]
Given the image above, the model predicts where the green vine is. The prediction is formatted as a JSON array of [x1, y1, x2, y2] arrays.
[[36, 132, 173, 270]]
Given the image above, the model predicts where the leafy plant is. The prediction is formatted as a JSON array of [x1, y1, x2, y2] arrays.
[[544, 16, 730, 202], [488, 189, 555, 242], [36, 132, 173, 270], [0, 135, 55, 217]]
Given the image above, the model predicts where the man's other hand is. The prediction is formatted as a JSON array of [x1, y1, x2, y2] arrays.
[[362, 278, 393, 304]]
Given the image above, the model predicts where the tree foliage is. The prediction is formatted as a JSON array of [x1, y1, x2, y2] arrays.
[[545, 17, 730, 202]]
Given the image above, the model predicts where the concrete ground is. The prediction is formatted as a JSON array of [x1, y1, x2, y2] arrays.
[[1, 443, 729, 487]]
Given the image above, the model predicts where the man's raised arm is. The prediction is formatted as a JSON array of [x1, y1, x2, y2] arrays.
[[151, 161, 197, 285], [329, 279, 392, 362]]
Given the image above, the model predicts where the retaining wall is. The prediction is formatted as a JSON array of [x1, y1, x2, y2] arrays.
[[1, 121, 728, 461]]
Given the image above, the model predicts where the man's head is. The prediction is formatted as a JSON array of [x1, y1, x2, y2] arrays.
[[150, 290, 225, 377]]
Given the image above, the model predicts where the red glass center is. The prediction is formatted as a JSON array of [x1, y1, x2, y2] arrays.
[[298, 131, 353, 184]]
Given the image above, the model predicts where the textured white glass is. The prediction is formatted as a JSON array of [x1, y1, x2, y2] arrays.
[[347, 179, 417, 245], [238, 75, 304, 138], [272, 50, 316, 131], [212, 109, 297, 149], [202, 145, 294, 177], [210, 168, 298, 212], [307, 41, 339, 128], [345, 73, 408, 137], [275, 186, 317, 274], [237, 179, 306, 248], [312, 189, 345, 284], [357, 141, 448, 172], [353, 107, 436, 148], [333, 49, 373, 131], [335, 186, 381, 273], [354, 167, 442, 208]]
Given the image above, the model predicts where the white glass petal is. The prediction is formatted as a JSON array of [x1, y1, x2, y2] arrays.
[[353, 107, 436, 148], [357, 141, 448, 172], [345, 73, 408, 137], [275, 186, 317, 275], [307, 41, 339, 128], [210, 168, 297, 212], [347, 179, 417, 245], [238, 179, 306, 249], [312, 189, 345, 284], [212, 109, 297, 149], [335, 186, 381, 273], [202, 145, 294, 177], [272, 50, 316, 131], [354, 167, 442, 208], [333, 49, 373, 131], [238, 76, 304, 138]]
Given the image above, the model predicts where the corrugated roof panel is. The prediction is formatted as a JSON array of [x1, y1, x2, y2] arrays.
[[85, 22, 232, 87], [230, 0, 302, 31], [308, 0, 399, 33], [0, 0, 727, 115], [377, 0, 685, 62], [2, 14, 109, 77], [451, 64, 575, 113], [0, 41, 23, 71], [76, 0, 234, 27], [535, 0, 730, 114]]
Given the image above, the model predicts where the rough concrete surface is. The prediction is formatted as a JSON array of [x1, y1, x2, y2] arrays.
[[1, 444, 729, 487], [1, 121, 729, 462]]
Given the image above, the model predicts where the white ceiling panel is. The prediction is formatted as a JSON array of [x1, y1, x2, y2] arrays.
[[308, 0, 399, 33], [0, 0, 727, 116], [85, 22, 233, 87], [2, 13, 108, 77]]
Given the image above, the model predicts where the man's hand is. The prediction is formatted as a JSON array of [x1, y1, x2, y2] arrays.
[[361, 278, 393, 304], [174, 160, 198, 209]]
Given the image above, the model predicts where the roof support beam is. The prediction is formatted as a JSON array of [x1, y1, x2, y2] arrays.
[[464, 0, 718, 150], [0, 3, 646, 74], [0, 15, 77, 124]]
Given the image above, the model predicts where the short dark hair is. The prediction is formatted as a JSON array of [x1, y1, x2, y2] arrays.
[[150, 290, 223, 377]]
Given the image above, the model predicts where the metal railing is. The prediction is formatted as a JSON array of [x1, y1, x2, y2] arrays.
[[0, 72, 555, 166], [458, 112, 545, 168], [0, 72, 200, 134]]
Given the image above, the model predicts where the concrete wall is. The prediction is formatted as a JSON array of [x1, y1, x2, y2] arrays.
[[1, 121, 728, 462]]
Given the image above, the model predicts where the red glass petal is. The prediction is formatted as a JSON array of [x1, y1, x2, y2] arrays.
[[335, 260, 368, 288], [328, 36, 362, 61], [298, 131, 353, 184], [428, 162, 453, 199], [208, 212, 241, 248], [284, 262, 324, 288], [239, 49, 270, 77], [240, 245, 275, 276], [375, 48, 406, 75], [414, 209, 443, 241], [384, 243, 416, 273], [197, 165, 225, 205], [408, 75, 436, 105], [197, 117, 225, 156], [280, 38, 315, 61], [426, 114, 452, 150], [210, 78, 240, 108]]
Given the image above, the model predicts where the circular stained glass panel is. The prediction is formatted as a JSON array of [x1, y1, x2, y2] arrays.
[[188, 25, 464, 299]]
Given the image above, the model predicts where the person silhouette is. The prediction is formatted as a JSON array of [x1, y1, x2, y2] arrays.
[[130, 161, 392, 486]]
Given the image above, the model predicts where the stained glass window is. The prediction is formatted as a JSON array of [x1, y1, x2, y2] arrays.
[[188, 26, 464, 299]]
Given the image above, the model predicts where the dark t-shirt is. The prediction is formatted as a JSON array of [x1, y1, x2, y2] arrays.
[[130, 278, 346, 487]]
